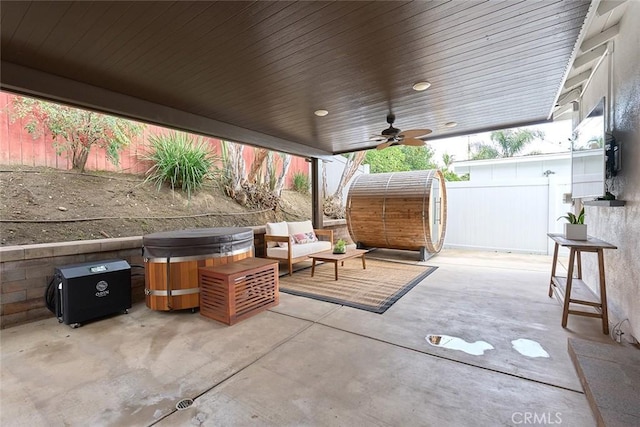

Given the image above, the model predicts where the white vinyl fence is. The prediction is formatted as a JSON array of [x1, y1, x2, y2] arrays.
[[444, 179, 553, 254], [321, 156, 369, 201]]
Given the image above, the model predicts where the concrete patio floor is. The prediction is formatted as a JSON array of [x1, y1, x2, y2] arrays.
[[1, 249, 614, 426]]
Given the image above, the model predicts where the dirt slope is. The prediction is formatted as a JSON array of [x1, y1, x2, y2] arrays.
[[0, 166, 312, 246]]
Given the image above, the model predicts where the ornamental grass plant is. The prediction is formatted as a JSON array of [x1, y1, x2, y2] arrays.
[[292, 172, 310, 194], [144, 131, 219, 198]]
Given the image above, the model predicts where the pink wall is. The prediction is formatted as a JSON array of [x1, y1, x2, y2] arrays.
[[0, 92, 308, 188]]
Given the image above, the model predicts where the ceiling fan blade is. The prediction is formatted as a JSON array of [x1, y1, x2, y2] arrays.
[[401, 138, 426, 147], [399, 129, 432, 139], [376, 140, 393, 150]]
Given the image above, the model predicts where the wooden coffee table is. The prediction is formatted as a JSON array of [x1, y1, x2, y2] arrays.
[[309, 249, 368, 281]]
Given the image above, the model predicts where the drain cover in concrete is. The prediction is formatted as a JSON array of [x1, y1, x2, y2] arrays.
[[176, 398, 194, 410]]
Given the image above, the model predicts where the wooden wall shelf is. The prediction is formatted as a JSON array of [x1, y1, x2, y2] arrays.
[[583, 200, 626, 207]]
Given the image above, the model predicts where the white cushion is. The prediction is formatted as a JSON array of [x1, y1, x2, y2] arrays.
[[266, 240, 331, 259], [287, 220, 314, 235], [266, 221, 288, 248]]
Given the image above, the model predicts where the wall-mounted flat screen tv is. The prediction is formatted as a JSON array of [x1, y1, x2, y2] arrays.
[[571, 97, 606, 199]]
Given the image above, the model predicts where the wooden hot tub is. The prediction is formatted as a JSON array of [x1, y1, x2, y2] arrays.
[[346, 170, 447, 260], [143, 227, 254, 311]]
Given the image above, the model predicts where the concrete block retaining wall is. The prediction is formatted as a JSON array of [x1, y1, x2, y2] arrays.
[[0, 220, 349, 329], [0, 237, 146, 329]]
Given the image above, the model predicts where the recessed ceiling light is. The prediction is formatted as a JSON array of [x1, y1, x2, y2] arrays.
[[445, 121, 458, 128], [314, 109, 329, 117], [412, 81, 431, 91]]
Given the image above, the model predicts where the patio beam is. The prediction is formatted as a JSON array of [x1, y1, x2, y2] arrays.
[[580, 24, 620, 52], [0, 61, 332, 160], [596, 1, 627, 16], [557, 88, 582, 107], [573, 45, 608, 69], [564, 71, 592, 91]]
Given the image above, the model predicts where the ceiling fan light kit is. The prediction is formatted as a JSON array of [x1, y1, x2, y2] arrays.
[[369, 135, 387, 142], [373, 113, 432, 150]]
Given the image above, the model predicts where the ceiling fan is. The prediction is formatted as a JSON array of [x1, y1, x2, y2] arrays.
[[370, 113, 432, 150]]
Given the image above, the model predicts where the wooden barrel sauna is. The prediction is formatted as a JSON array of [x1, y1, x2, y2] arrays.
[[143, 227, 254, 311], [346, 170, 447, 259]]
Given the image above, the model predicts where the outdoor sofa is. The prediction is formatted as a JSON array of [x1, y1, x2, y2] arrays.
[[263, 220, 333, 275]]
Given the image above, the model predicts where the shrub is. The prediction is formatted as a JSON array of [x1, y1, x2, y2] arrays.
[[292, 172, 310, 194], [11, 96, 143, 172], [144, 131, 218, 197]]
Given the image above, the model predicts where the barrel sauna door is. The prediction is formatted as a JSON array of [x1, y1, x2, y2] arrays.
[[430, 175, 442, 248]]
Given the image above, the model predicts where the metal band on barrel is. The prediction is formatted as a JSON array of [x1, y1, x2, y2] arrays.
[[145, 288, 200, 296], [144, 246, 253, 263]]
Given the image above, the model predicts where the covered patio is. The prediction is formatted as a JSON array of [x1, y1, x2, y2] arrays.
[[1, 250, 615, 426], [1, 1, 639, 426], [0, 0, 606, 225]]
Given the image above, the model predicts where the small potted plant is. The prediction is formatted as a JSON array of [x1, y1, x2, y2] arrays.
[[333, 238, 347, 254], [558, 207, 587, 240]]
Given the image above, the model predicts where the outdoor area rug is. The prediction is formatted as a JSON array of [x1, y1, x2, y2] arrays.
[[279, 258, 437, 314]]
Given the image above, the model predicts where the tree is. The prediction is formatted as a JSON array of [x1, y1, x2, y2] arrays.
[[323, 151, 366, 219], [364, 148, 406, 173], [247, 147, 269, 184], [322, 160, 329, 198], [401, 145, 437, 170], [441, 153, 455, 170], [491, 129, 544, 157], [470, 143, 500, 160], [220, 140, 246, 198], [273, 153, 291, 196], [442, 170, 469, 181], [11, 96, 143, 173], [364, 145, 435, 173], [220, 140, 290, 208], [333, 151, 366, 200], [469, 129, 545, 160], [439, 152, 467, 181]]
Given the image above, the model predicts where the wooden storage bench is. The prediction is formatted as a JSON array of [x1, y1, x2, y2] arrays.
[[198, 258, 279, 325]]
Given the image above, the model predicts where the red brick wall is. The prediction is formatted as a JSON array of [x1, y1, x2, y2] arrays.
[[0, 92, 309, 187]]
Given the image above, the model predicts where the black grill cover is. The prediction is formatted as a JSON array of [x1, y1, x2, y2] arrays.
[[143, 227, 254, 258]]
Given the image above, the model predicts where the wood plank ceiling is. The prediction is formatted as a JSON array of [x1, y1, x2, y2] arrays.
[[0, 1, 593, 158]]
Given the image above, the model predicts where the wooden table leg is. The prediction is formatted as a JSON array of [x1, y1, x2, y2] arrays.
[[576, 250, 583, 279], [311, 258, 316, 277], [549, 242, 559, 297], [597, 249, 610, 335], [361, 254, 366, 270], [334, 260, 338, 281], [562, 248, 576, 328]]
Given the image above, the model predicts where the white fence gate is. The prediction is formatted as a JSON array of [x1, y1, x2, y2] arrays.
[[444, 179, 552, 254]]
